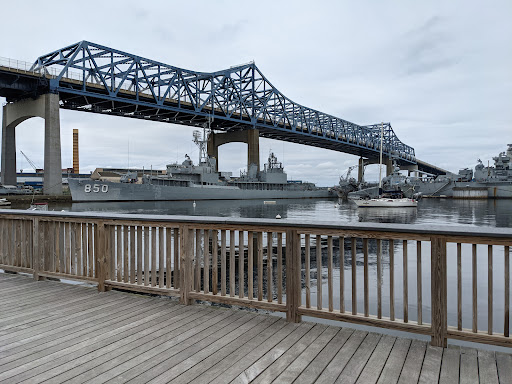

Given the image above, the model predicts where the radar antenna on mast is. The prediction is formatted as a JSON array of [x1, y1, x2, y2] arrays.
[[192, 116, 213, 164]]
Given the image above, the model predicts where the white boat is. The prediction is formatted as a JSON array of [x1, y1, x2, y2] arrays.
[[0, 198, 11, 207], [353, 123, 417, 209], [353, 196, 417, 208]]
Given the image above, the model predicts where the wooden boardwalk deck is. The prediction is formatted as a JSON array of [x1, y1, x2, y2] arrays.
[[0, 273, 510, 384]]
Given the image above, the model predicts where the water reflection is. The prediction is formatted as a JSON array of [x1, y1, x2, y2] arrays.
[[357, 207, 417, 224], [43, 197, 512, 228]]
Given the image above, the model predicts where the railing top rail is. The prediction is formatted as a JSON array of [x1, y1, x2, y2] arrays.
[[1, 209, 511, 239]]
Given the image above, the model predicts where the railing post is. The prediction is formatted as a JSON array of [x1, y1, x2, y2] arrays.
[[32, 217, 43, 281], [286, 229, 302, 323], [97, 221, 110, 292], [180, 225, 194, 305], [431, 236, 447, 347], [32, 217, 46, 281]]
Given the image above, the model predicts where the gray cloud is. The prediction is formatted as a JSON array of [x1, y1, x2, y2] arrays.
[[1, 0, 511, 187]]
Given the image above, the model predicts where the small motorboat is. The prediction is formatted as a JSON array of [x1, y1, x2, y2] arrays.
[[0, 198, 11, 207]]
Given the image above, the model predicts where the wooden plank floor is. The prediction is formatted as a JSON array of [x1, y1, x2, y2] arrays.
[[0, 273, 510, 384]]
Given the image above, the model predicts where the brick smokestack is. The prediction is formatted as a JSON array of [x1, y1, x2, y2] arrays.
[[73, 129, 79, 174]]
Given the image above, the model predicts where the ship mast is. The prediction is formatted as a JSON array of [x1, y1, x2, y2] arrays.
[[193, 117, 212, 164], [378, 122, 384, 195]]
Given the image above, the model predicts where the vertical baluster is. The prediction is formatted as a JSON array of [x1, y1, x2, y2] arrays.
[[94, 223, 98, 278], [74, 223, 80, 275], [204, 229, 210, 294], [267, 232, 273, 302], [221, 230, 226, 296], [248, 232, 253, 300], [377, 239, 382, 319], [212, 230, 218, 295], [130, 226, 136, 284], [144, 226, 149, 286], [39, 221, 44, 272], [28, 221, 34, 269], [174, 228, 179, 288], [70, 222, 76, 275], [196, 229, 202, 292], [340, 236, 345, 313], [305, 234, 311, 308], [2, 220, 7, 266], [457, 243, 462, 330], [20, 221, 26, 268], [108, 225, 115, 280], [317, 235, 322, 310], [277, 232, 283, 304], [257, 232, 263, 301], [166, 228, 172, 288], [0, 220, 4, 265], [488, 244, 493, 335], [65, 222, 71, 275], [351, 238, 357, 315], [328, 236, 333, 312], [137, 226, 142, 284], [82, 223, 87, 276], [87, 223, 93, 277], [20, 220, 25, 268], [230, 230, 236, 297], [12, 220, 17, 267], [105, 225, 111, 281], [124, 225, 129, 282], [505, 246, 509, 337], [157, 227, 163, 288], [8, 220, 14, 267], [151, 227, 157, 287], [48, 221, 54, 271], [472, 243, 478, 332], [117, 225, 122, 282], [403, 240, 408, 323], [239, 231, 245, 299], [364, 238, 369, 317], [390, 239, 395, 321], [417, 241, 422, 325]]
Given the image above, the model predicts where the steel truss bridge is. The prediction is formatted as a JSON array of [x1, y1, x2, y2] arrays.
[[1, 41, 421, 167]]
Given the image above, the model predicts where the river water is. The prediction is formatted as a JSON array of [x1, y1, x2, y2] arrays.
[[48, 198, 511, 349]]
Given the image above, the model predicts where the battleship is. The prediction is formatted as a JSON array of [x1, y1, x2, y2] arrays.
[[68, 132, 335, 202], [349, 144, 512, 199]]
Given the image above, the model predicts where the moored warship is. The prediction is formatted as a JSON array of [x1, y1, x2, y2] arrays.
[[68, 132, 334, 202], [349, 144, 512, 199]]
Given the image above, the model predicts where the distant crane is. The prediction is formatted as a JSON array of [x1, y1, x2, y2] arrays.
[[19, 150, 39, 172]]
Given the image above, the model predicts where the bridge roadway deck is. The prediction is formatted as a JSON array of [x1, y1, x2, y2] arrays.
[[1, 273, 510, 384]]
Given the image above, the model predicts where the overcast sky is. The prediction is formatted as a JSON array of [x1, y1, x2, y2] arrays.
[[1, 0, 510, 186]]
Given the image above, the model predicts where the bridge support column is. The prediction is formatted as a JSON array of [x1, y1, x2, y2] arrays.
[[358, 157, 365, 183], [43, 94, 62, 195], [0, 93, 62, 195], [1, 109, 17, 185], [385, 157, 393, 176], [207, 129, 260, 172]]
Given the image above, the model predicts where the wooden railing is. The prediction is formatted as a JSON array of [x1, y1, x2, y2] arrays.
[[0, 210, 510, 348]]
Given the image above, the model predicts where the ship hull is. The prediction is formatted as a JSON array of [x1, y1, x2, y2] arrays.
[[68, 179, 334, 202]]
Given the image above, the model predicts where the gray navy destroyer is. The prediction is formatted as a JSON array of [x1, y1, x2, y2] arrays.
[[349, 144, 512, 199], [68, 132, 334, 202]]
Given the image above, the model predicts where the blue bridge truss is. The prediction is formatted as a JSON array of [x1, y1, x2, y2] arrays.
[[29, 41, 415, 163]]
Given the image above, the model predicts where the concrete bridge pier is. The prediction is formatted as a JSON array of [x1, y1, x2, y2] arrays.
[[207, 129, 260, 172], [358, 157, 365, 183], [1, 93, 62, 195], [402, 164, 419, 177]]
